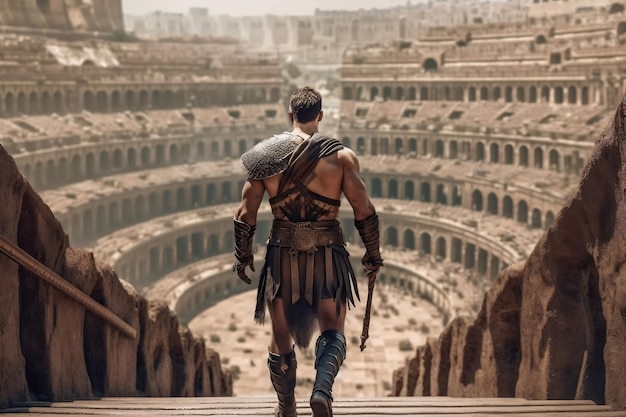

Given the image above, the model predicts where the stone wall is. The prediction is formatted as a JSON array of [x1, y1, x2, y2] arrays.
[[0, 0, 124, 33], [391, 96, 626, 410], [0, 144, 231, 409]]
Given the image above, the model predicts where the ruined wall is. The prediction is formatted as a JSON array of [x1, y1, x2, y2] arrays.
[[391, 96, 626, 410], [0, 144, 231, 408], [0, 0, 124, 33]]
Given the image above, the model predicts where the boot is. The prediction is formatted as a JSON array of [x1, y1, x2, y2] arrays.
[[310, 330, 346, 417], [268, 350, 298, 417]]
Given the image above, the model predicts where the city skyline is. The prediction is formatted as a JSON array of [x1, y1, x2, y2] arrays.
[[122, 0, 423, 16]]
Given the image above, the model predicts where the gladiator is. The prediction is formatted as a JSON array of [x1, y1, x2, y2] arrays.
[[233, 86, 383, 417]]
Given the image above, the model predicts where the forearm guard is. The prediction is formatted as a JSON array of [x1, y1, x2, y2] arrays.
[[233, 218, 256, 268], [355, 213, 384, 267]]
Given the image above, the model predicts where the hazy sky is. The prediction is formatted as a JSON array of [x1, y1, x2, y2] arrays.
[[122, 0, 417, 16]]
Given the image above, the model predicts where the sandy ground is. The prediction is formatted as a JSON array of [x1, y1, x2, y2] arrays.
[[189, 280, 445, 399]]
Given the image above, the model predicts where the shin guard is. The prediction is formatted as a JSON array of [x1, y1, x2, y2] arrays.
[[310, 330, 347, 417], [268, 350, 297, 417]]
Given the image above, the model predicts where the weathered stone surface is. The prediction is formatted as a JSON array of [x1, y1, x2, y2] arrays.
[[137, 299, 174, 397], [392, 100, 626, 410], [0, 0, 124, 33], [0, 147, 28, 408], [0, 144, 232, 407]]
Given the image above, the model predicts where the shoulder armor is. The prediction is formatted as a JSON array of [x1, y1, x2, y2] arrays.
[[240, 133, 303, 180]]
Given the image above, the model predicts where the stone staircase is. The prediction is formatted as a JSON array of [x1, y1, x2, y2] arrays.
[[1, 397, 625, 416]]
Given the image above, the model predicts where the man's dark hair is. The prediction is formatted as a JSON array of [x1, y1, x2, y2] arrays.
[[289, 86, 322, 123]]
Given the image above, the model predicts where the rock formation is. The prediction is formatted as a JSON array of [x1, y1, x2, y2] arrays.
[[0, 145, 231, 409], [0, 0, 124, 33], [391, 97, 626, 410]]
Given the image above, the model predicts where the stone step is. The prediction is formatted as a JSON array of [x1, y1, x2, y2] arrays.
[[1, 397, 624, 416]]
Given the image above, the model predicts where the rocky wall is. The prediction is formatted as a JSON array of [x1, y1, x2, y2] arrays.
[[0, 144, 231, 409], [391, 97, 626, 410]]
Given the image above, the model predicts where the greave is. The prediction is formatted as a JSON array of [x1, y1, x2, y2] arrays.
[[310, 330, 347, 417], [268, 350, 297, 417]]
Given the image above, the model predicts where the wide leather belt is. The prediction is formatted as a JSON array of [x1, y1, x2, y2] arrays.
[[269, 219, 343, 305]]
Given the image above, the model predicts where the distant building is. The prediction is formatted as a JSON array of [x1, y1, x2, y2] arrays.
[[529, 0, 626, 18]]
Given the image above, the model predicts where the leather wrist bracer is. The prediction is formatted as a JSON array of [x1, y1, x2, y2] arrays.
[[355, 213, 384, 267], [233, 219, 256, 264]]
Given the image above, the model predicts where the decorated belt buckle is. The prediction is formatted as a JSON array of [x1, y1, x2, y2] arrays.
[[293, 224, 316, 251]]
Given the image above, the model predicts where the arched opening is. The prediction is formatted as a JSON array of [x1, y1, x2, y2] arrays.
[[396, 87, 404, 100], [222, 182, 232, 203], [420, 233, 432, 254], [420, 87, 429, 101], [503, 196, 513, 218], [610, 4, 625, 14], [435, 140, 445, 158], [152, 90, 162, 109], [532, 209, 542, 229], [449, 141, 458, 159], [476, 142, 485, 162], [389, 180, 398, 199], [436, 237, 447, 259], [452, 186, 462, 206], [549, 149, 560, 172], [404, 230, 415, 250], [356, 137, 366, 154], [436, 184, 447, 205], [490, 143, 499, 163], [493, 87, 501, 101], [480, 87, 489, 101], [383, 86, 392, 101], [534, 147, 544, 169], [535, 34, 547, 44], [517, 87, 525, 102], [505, 86, 513, 103], [113, 149, 123, 169], [169, 144, 180, 164], [504, 145, 514, 164], [96, 91, 108, 112], [568, 86, 577, 104], [395, 138, 404, 155], [468, 87, 476, 102], [41, 91, 51, 113], [423, 58, 438, 71], [529, 86, 538, 103], [128, 148, 137, 170], [407, 87, 416, 100], [37, 0, 50, 13], [343, 87, 352, 100], [141, 147, 150, 167], [454, 87, 464, 101], [239, 139, 248, 156], [370, 86, 379, 101], [99, 151, 110, 173], [422, 139, 429, 156], [517, 201, 529, 224], [581, 87, 590, 105], [554, 86, 564, 104], [5, 92, 14, 115], [487, 193, 498, 215], [17, 92, 26, 114], [29, 92, 38, 114], [386, 227, 398, 246], [404, 181, 415, 200], [472, 190, 483, 211], [111, 91, 121, 111], [541, 86, 550, 103], [53, 91, 63, 113], [420, 182, 431, 202], [519, 146, 529, 167], [545, 211, 555, 229], [139, 90, 149, 109], [72, 155, 81, 178], [372, 178, 383, 198], [619, 22, 626, 35]]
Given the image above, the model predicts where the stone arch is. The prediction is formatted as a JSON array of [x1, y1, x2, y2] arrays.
[[223, 182, 233, 203], [45, 159, 56, 187], [517, 200, 529, 224], [610, 3, 625, 14], [618, 21, 626, 35], [125, 90, 135, 109], [29, 91, 38, 114], [503, 196, 513, 218], [480, 87, 489, 101], [420, 233, 432, 254], [490, 143, 500, 163], [386, 227, 398, 247], [549, 149, 560, 172], [96, 91, 108, 112], [449, 141, 458, 159], [176, 187, 186, 210], [505, 86, 513, 103], [545, 211, 555, 229], [99, 151, 110, 173], [493, 86, 501, 101], [170, 144, 180, 164], [454, 87, 464, 101], [41, 91, 51, 113], [504, 144, 514, 164], [423, 58, 438, 71], [435, 140, 445, 158], [436, 184, 447, 205], [17, 92, 26, 114], [532, 208, 542, 229], [436, 237, 447, 259], [139, 90, 149, 109], [128, 148, 137, 170], [370, 86, 379, 101], [152, 90, 162, 109], [86, 152, 95, 177], [534, 147, 544, 169], [356, 137, 366, 154], [53, 91, 63, 113], [113, 149, 123, 169], [472, 190, 483, 211], [394, 137, 404, 155], [164, 90, 175, 108], [111, 90, 122, 111], [529, 86, 537, 103], [420, 182, 431, 202], [420, 87, 429, 101], [476, 142, 485, 162], [372, 178, 382, 198], [5, 92, 14, 114], [83, 91, 95, 112], [468, 87, 476, 102], [535, 34, 547, 44], [380, 137, 389, 155], [407, 87, 416, 100], [343, 87, 353, 100], [383, 86, 392, 100], [141, 147, 150, 167], [541, 86, 550, 103], [517, 86, 525, 102], [568, 86, 577, 104], [487, 193, 498, 215], [404, 229, 415, 250], [582, 86, 590, 105], [389, 179, 399, 199], [396, 86, 404, 100], [404, 180, 415, 200], [519, 146, 529, 167], [452, 186, 462, 206], [554, 86, 564, 104], [72, 154, 81, 178]]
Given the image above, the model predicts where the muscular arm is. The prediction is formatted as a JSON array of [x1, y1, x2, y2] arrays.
[[234, 179, 266, 225], [339, 148, 376, 220]]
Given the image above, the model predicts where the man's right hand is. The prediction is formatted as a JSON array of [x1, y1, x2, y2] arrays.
[[362, 254, 383, 285], [233, 255, 255, 285]]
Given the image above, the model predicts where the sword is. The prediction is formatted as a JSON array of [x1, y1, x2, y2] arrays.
[[360, 269, 378, 352]]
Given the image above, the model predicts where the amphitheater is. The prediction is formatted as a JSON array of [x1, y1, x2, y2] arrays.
[[1, 0, 626, 416]]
